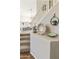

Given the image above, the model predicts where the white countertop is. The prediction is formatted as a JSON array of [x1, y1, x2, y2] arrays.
[[31, 33, 59, 42]]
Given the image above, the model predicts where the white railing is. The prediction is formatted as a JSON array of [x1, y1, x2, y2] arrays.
[[31, 2, 59, 25]]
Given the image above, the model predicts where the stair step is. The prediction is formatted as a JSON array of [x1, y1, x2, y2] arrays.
[[20, 36, 30, 39], [20, 38, 30, 40], [20, 33, 30, 36], [20, 40, 30, 43], [20, 35, 30, 37], [20, 42, 30, 46], [20, 45, 30, 49], [20, 49, 30, 53]]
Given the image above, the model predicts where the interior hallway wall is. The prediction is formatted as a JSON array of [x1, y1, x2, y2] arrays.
[[20, 0, 36, 22]]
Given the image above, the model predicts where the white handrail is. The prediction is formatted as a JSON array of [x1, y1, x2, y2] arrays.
[[31, 2, 59, 25]]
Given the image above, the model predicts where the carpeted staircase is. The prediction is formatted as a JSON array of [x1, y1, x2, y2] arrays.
[[20, 33, 30, 54], [20, 33, 33, 59]]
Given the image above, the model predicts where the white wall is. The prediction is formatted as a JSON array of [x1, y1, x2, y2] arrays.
[[32, 3, 59, 34], [41, 3, 59, 34], [20, 0, 36, 22]]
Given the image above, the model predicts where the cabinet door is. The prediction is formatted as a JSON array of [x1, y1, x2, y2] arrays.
[[30, 34, 50, 59]]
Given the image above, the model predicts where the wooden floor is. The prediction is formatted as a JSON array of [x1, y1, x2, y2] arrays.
[[20, 53, 34, 59]]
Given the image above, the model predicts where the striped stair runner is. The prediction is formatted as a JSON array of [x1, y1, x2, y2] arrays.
[[20, 33, 30, 54]]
